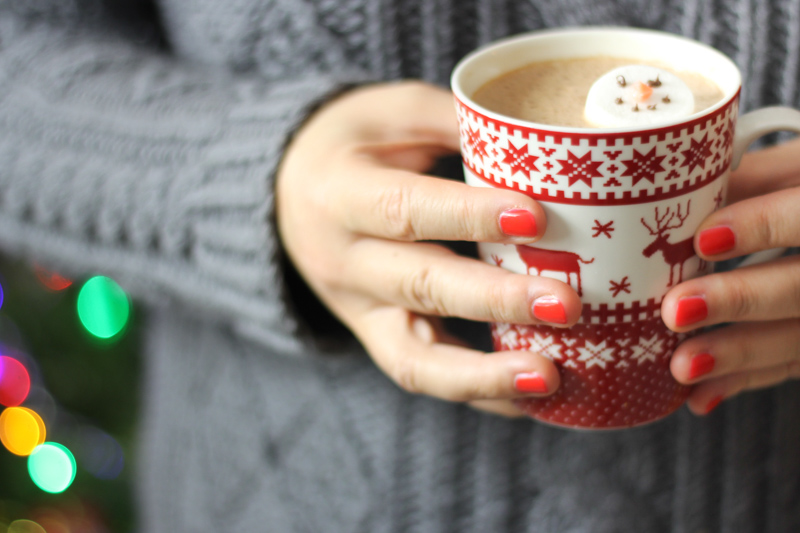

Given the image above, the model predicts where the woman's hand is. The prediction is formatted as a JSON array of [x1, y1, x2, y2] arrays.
[[276, 82, 582, 417], [665, 138, 800, 415]]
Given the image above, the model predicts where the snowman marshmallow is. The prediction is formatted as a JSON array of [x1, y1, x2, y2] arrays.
[[584, 65, 695, 128]]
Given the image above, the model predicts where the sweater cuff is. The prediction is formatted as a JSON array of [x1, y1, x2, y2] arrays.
[[182, 77, 371, 355]]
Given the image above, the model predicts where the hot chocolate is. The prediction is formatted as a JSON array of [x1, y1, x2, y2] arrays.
[[472, 56, 724, 128]]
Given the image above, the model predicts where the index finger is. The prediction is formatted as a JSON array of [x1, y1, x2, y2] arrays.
[[330, 161, 547, 243]]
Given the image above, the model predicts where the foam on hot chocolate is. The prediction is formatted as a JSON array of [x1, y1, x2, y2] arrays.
[[471, 56, 724, 128], [584, 65, 695, 127]]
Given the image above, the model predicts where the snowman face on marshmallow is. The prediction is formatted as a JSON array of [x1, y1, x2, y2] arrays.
[[584, 65, 695, 128]]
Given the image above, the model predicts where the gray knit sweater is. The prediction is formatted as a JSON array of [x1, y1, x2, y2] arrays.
[[1, 1, 798, 531]]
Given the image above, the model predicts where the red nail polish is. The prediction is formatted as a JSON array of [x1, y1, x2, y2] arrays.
[[689, 352, 715, 380], [499, 209, 537, 237], [706, 395, 724, 414], [514, 372, 549, 394], [675, 296, 708, 327], [698, 226, 736, 256], [532, 296, 567, 324]]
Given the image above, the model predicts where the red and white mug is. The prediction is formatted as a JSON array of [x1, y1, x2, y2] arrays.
[[451, 27, 800, 429]]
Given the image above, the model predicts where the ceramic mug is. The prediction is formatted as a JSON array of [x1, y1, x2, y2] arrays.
[[451, 27, 800, 430]]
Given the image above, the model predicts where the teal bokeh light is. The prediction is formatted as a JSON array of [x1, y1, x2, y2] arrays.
[[76, 276, 130, 339], [27, 442, 77, 494]]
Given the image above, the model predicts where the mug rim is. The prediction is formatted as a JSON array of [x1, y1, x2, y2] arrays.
[[451, 26, 742, 135]]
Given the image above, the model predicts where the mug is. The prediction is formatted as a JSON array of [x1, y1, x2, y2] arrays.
[[451, 27, 800, 429]]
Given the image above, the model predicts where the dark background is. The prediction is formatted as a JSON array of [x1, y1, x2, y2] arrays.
[[0, 256, 139, 532]]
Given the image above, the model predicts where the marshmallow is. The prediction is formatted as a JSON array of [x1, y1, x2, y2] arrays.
[[584, 65, 694, 128]]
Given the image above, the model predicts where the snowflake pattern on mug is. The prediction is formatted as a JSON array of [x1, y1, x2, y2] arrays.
[[456, 95, 737, 205], [494, 319, 691, 428]]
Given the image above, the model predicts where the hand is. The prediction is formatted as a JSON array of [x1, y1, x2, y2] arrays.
[[664, 138, 800, 415], [276, 82, 582, 417]]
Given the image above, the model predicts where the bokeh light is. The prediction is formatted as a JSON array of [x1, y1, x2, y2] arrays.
[[78, 427, 124, 480], [29, 507, 72, 533], [76, 276, 130, 339], [7, 520, 47, 533], [0, 356, 31, 407], [0, 278, 4, 310], [0, 407, 46, 456], [30, 501, 106, 533], [34, 265, 73, 292], [31, 516, 69, 533], [28, 443, 77, 494]]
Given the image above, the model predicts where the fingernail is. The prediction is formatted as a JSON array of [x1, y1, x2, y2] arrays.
[[705, 395, 724, 414], [499, 209, 537, 237], [698, 225, 736, 256], [689, 352, 715, 380], [514, 372, 549, 394], [532, 296, 567, 324], [675, 296, 708, 327]]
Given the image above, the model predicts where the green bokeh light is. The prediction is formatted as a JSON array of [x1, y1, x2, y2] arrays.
[[7, 520, 46, 533], [77, 276, 130, 339], [27, 442, 77, 494]]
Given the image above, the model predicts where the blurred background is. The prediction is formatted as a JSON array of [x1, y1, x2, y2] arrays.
[[0, 256, 139, 533]]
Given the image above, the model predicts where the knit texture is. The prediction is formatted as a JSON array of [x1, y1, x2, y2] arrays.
[[0, 3, 366, 352], [1, 1, 799, 532]]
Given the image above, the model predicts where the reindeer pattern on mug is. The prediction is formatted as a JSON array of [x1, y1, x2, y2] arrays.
[[478, 180, 720, 319]]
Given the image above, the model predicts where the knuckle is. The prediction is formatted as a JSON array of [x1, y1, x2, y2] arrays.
[[754, 206, 776, 248], [755, 197, 791, 248], [483, 279, 517, 323], [377, 185, 417, 241], [452, 197, 483, 241], [306, 261, 336, 289], [302, 247, 345, 290], [321, 262, 353, 293], [291, 246, 342, 292], [724, 277, 759, 320], [402, 266, 447, 315]]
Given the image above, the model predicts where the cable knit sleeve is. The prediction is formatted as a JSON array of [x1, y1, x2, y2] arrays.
[[0, 12, 364, 355]]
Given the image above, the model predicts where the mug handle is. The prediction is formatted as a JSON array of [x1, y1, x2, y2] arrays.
[[729, 107, 800, 267]]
